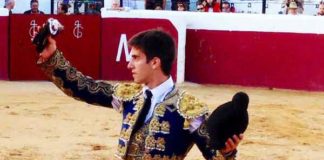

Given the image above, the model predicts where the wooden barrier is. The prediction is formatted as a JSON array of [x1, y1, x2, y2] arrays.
[[0, 9, 8, 80], [9, 14, 101, 80]]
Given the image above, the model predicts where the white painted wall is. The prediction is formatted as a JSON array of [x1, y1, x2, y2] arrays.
[[0, 7, 9, 16]]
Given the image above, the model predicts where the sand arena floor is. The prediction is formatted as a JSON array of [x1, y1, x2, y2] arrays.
[[0, 81, 323, 160]]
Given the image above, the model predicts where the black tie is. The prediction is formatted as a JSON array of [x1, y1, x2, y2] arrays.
[[132, 90, 152, 134]]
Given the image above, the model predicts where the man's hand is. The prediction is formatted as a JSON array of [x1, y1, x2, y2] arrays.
[[32, 26, 57, 64], [220, 134, 243, 155]]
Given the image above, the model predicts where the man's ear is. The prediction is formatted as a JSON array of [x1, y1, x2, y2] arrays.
[[151, 57, 161, 69]]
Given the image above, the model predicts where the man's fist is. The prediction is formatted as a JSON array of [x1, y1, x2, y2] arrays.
[[31, 18, 63, 64]]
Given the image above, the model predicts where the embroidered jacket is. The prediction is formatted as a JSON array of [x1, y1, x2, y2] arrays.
[[39, 50, 236, 160]]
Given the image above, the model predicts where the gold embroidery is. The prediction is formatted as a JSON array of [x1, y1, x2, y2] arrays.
[[123, 112, 139, 126], [148, 117, 170, 134], [183, 119, 190, 130], [177, 92, 208, 130], [127, 124, 149, 159], [149, 118, 160, 133], [143, 154, 151, 160], [123, 113, 132, 125], [129, 112, 138, 125], [116, 144, 127, 158], [134, 131, 144, 142], [153, 155, 161, 160], [113, 83, 142, 101], [128, 143, 140, 156], [160, 121, 170, 134], [177, 92, 208, 119], [156, 137, 166, 151], [142, 154, 184, 160], [155, 104, 166, 117], [212, 150, 236, 160], [145, 136, 166, 151], [134, 97, 144, 111], [145, 135, 156, 150], [120, 128, 132, 142], [120, 128, 127, 140]]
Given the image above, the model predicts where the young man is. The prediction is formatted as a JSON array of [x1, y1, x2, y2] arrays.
[[287, 1, 298, 15], [221, 1, 231, 13], [24, 0, 44, 14], [34, 28, 243, 159], [317, 1, 324, 16], [145, 0, 166, 10]]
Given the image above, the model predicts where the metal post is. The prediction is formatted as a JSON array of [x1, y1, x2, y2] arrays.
[[51, 0, 54, 14], [262, 0, 266, 14]]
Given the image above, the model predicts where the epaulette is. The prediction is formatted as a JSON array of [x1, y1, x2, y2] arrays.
[[177, 91, 209, 121], [113, 83, 143, 101]]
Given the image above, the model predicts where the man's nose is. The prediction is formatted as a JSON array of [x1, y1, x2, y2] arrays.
[[127, 60, 133, 69]]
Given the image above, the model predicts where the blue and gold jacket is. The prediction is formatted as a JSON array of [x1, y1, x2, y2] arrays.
[[40, 50, 236, 160]]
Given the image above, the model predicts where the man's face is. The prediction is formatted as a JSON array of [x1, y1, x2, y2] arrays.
[[222, 3, 230, 12], [288, 8, 297, 15], [177, 4, 185, 11], [31, 2, 39, 12], [111, 2, 119, 9], [319, 4, 324, 15], [127, 47, 154, 84], [7, 1, 15, 9]]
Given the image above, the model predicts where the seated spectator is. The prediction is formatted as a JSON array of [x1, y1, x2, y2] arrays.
[[222, 1, 231, 12], [284, 0, 303, 14], [203, 0, 221, 12], [230, 2, 236, 12], [176, 1, 187, 11], [154, 3, 163, 10], [171, 0, 189, 10], [287, 1, 298, 15], [3, 0, 15, 14], [317, 1, 324, 16], [111, 0, 120, 10], [24, 0, 44, 14], [196, 0, 207, 12], [145, 0, 166, 10], [57, 2, 71, 15]]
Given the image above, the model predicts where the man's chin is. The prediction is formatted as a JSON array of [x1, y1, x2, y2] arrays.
[[133, 78, 144, 84]]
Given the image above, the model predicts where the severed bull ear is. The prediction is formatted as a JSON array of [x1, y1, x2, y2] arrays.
[[205, 92, 249, 150], [32, 18, 64, 53]]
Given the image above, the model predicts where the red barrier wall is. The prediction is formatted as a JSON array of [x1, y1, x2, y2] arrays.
[[101, 18, 178, 81], [0, 15, 8, 80], [186, 30, 324, 91], [9, 14, 101, 80]]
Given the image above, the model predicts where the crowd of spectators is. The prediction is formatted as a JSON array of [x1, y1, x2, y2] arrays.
[[2, 0, 324, 16], [2, 0, 102, 15]]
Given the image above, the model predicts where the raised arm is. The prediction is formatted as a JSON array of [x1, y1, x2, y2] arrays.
[[33, 28, 114, 108]]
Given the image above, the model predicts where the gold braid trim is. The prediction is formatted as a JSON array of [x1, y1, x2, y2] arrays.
[[212, 151, 236, 160], [113, 83, 143, 101], [177, 91, 208, 119], [142, 154, 184, 160]]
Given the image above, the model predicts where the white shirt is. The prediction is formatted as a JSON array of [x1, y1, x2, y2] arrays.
[[142, 76, 174, 123]]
